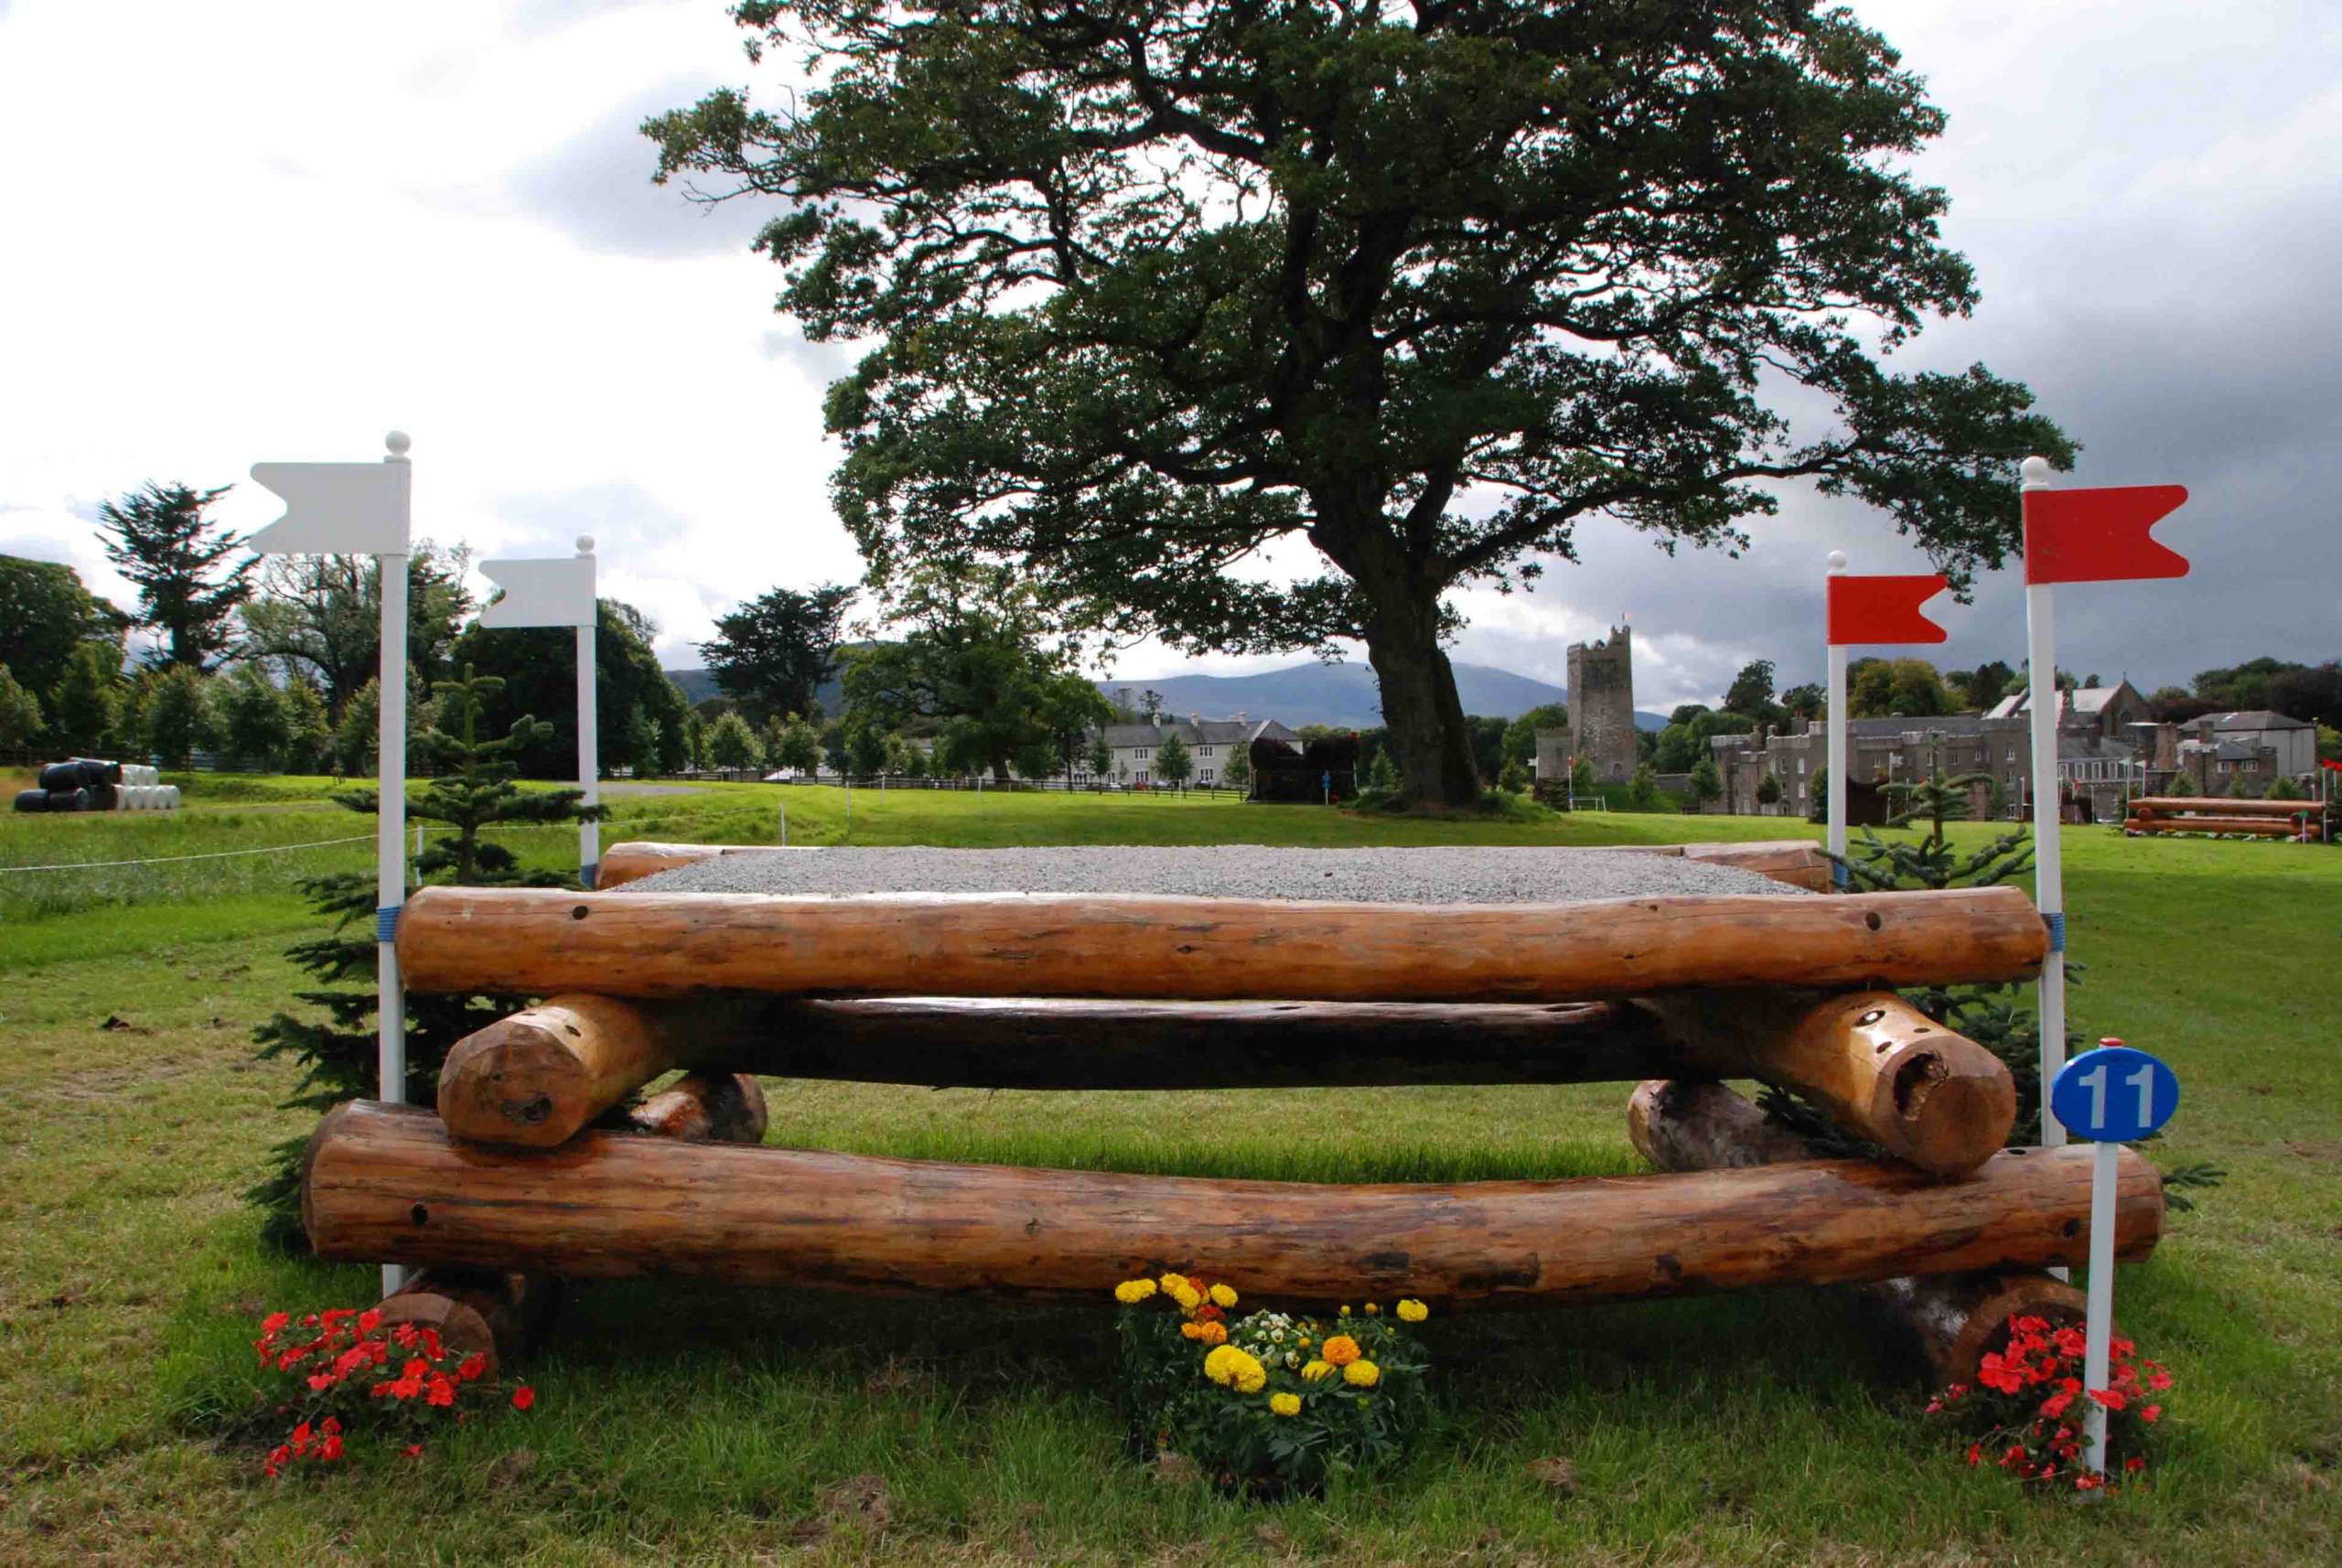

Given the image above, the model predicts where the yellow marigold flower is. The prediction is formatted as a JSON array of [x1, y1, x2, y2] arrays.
[[1321, 1335, 1360, 1368], [1269, 1392, 1302, 1418], [1396, 1298, 1428, 1323], [1209, 1283, 1239, 1309], [1343, 1359, 1381, 1388], [1203, 1346, 1241, 1386], [1159, 1273, 1187, 1295], [1232, 1356, 1267, 1394], [1338, 1305, 1350, 1317], [1181, 1319, 1227, 1345], [1113, 1279, 1158, 1305], [1301, 1359, 1332, 1382], [1364, 1302, 1380, 1316]]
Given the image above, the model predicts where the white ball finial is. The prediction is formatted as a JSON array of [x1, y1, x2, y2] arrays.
[[575, 535, 596, 554], [2020, 455, 2053, 488], [384, 430, 412, 456], [1826, 550, 1848, 573]]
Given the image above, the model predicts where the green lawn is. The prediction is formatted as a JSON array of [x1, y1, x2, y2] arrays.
[[2, 778, 2337, 1564]]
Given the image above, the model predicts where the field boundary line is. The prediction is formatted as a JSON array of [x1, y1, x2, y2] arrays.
[[0, 833, 375, 874]]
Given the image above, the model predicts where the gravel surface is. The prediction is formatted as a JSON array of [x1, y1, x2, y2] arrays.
[[626, 844, 1809, 904]]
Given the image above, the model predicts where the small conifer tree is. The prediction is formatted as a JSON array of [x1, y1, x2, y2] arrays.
[[246, 665, 607, 1249]]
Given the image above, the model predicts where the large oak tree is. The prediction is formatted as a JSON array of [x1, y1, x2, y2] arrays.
[[652, 0, 2073, 805]]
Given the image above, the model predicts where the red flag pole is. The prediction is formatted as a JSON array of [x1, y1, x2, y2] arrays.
[[2020, 456, 2070, 1197], [1825, 553, 1849, 882]]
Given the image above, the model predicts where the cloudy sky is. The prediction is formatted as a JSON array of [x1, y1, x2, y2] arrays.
[[2, 0, 2335, 712]]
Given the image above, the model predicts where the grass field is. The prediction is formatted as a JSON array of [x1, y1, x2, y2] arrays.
[[3, 775, 2337, 1564]]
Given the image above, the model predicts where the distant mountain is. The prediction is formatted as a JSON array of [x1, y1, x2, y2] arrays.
[[1092, 660, 1666, 731], [665, 658, 1667, 730]]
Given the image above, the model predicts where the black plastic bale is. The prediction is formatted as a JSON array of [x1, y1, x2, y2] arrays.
[[43, 787, 89, 813], [12, 789, 48, 813]]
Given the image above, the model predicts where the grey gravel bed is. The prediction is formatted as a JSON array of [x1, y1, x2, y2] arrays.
[[624, 844, 1808, 904]]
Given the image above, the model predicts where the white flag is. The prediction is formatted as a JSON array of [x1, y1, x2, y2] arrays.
[[247, 462, 411, 554], [478, 554, 596, 628]]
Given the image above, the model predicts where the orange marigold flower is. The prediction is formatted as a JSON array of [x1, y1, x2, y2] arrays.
[[1321, 1335, 1360, 1367]]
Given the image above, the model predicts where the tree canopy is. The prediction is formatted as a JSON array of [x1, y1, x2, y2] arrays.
[[452, 599, 691, 779], [241, 546, 476, 715], [95, 482, 254, 670], [697, 582, 854, 723], [841, 560, 1112, 780], [0, 554, 124, 700], [651, 0, 2072, 804]]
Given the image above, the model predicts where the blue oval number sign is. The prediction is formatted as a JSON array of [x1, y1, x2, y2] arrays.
[[2049, 1043, 2179, 1144]]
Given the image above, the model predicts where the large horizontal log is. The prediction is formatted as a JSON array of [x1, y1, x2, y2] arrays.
[[430, 990, 2009, 1172], [396, 885, 2047, 1004], [1626, 1079, 2090, 1382], [305, 1101, 2159, 1305], [592, 839, 1838, 895], [1636, 991, 2014, 1175]]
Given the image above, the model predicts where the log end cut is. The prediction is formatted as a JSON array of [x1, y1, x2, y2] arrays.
[[438, 1008, 606, 1148]]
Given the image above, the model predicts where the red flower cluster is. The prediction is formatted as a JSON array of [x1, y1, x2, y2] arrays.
[[1927, 1316, 2170, 1492], [252, 1306, 534, 1477]]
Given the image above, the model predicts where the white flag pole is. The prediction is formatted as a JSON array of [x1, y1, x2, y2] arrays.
[[1825, 551, 1849, 887], [575, 536, 599, 886], [2021, 454, 2068, 1172], [376, 431, 412, 1298]]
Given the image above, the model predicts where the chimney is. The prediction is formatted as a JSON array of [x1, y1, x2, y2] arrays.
[[1190, 712, 1201, 725], [1236, 710, 1248, 724]]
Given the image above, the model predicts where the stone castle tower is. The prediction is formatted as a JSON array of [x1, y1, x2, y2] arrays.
[[1565, 626, 1638, 781]]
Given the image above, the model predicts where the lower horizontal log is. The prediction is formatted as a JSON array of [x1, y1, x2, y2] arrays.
[[1677, 839, 1833, 892], [596, 841, 755, 889], [371, 1268, 559, 1383], [306, 1101, 2161, 1306], [1627, 1079, 2089, 1382]]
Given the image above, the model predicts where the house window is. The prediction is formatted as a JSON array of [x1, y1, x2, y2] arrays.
[[2004, 747, 2016, 764], [1134, 747, 1150, 759], [1198, 768, 1215, 783], [1797, 757, 1806, 775], [1198, 746, 1214, 757], [1134, 770, 1149, 785]]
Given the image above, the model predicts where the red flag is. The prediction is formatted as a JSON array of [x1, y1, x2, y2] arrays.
[[2023, 485, 2189, 585], [2322, 757, 2342, 774], [1827, 574, 1950, 646]]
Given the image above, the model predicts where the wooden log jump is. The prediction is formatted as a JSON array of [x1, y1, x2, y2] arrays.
[[591, 839, 1836, 894], [396, 885, 2047, 1004], [435, 989, 2013, 1173], [305, 1101, 2159, 1306], [2127, 796, 2324, 819], [371, 1269, 557, 1384], [1626, 1079, 2089, 1383], [2127, 815, 2307, 838]]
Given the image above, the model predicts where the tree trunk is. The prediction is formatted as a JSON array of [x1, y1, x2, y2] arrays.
[[1362, 596, 1481, 808]]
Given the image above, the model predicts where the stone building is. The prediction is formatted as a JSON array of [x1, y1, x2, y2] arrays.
[[1563, 626, 1638, 782], [1089, 714, 1302, 788]]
